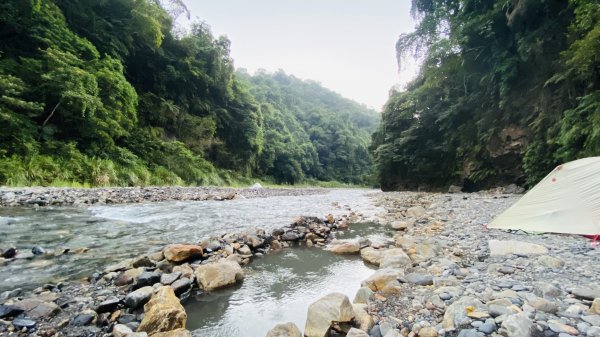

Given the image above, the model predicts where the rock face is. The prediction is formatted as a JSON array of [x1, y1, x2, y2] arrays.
[[265, 322, 302, 337], [304, 293, 355, 337], [137, 286, 187, 334], [194, 259, 244, 291], [488, 240, 548, 256], [163, 244, 203, 263]]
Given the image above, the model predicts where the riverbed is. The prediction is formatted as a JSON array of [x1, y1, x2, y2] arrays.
[[0, 189, 381, 292]]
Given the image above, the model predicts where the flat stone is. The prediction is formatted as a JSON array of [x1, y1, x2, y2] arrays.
[[488, 240, 548, 256], [12, 298, 60, 318], [548, 320, 579, 335], [70, 312, 96, 326], [326, 240, 361, 254], [0, 304, 24, 318], [404, 273, 434, 286], [96, 297, 121, 313], [571, 287, 600, 301], [12, 318, 36, 329], [582, 315, 600, 326], [160, 271, 182, 285], [136, 271, 161, 288], [124, 286, 154, 309]]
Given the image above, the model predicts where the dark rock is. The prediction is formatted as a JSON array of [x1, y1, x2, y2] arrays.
[[125, 321, 140, 331], [272, 228, 284, 237], [156, 260, 173, 273], [124, 287, 153, 309], [0, 305, 24, 318], [132, 256, 154, 268], [95, 297, 120, 313], [281, 232, 300, 241], [2, 247, 17, 259], [70, 313, 95, 326], [171, 278, 193, 296], [0, 288, 22, 301], [117, 314, 137, 324], [135, 271, 161, 288], [12, 318, 36, 329], [31, 246, 45, 255], [160, 272, 182, 285]]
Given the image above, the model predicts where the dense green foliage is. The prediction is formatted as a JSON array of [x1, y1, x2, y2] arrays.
[[0, 0, 377, 186], [372, 0, 600, 191], [239, 70, 378, 184]]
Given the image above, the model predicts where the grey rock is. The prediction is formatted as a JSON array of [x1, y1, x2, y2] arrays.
[[582, 315, 600, 327], [501, 313, 533, 337], [70, 313, 95, 326], [171, 277, 193, 296], [404, 273, 434, 286], [12, 318, 36, 329], [478, 320, 497, 334], [586, 326, 600, 337], [0, 304, 24, 318], [135, 271, 161, 288], [124, 286, 153, 309], [96, 297, 120, 313], [457, 329, 482, 337], [160, 271, 182, 285], [31, 246, 45, 255], [571, 287, 600, 301]]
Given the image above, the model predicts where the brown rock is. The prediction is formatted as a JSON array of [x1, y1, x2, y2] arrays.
[[194, 259, 244, 291], [150, 328, 192, 337], [137, 286, 186, 334], [163, 245, 203, 263]]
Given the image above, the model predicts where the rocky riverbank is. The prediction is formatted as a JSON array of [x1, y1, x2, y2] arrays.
[[289, 192, 599, 337], [0, 186, 327, 207], [1, 190, 599, 337]]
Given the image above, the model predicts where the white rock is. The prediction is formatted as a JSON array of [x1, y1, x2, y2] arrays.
[[488, 240, 548, 256]]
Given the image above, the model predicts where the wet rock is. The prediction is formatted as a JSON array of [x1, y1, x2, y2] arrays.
[[304, 293, 355, 337], [488, 240, 548, 256], [138, 286, 187, 333], [12, 317, 36, 329], [2, 247, 17, 259], [150, 328, 192, 337], [96, 297, 121, 313], [265, 322, 302, 337], [171, 278, 193, 296], [135, 271, 161, 288], [172, 264, 194, 279], [443, 297, 485, 330], [499, 313, 533, 337], [31, 246, 45, 255], [160, 272, 182, 285], [125, 286, 154, 309], [362, 269, 403, 293], [133, 256, 155, 268], [0, 304, 24, 318], [70, 310, 97, 326], [194, 259, 244, 291], [163, 244, 203, 263]]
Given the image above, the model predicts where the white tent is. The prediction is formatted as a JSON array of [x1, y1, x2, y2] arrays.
[[489, 157, 600, 235]]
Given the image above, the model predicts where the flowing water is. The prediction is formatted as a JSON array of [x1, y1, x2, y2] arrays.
[[0, 189, 381, 292], [184, 222, 391, 337]]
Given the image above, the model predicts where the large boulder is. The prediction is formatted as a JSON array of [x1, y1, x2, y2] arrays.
[[304, 293, 355, 337], [380, 248, 411, 269], [360, 247, 383, 266], [194, 259, 244, 291], [361, 269, 403, 293], [163, 244, 203, 263], [137, 286, 187, 334], [488, 240, 548, 256], [326, 240, 360, 254], [265, 322, 302, 337], [442, 296, 485, 330]]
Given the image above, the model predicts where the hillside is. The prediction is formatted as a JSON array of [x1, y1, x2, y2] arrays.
[[0, 0, 377, 186]]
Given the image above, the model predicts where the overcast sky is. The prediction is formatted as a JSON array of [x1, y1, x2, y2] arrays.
[[180, 0, 415, 110]]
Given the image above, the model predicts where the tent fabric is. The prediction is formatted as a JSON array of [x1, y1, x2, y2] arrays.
[[489, 157, 600, 235]]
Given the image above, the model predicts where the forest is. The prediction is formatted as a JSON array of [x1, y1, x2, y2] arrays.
[[0, 0, 378, 187], [372, 0, 600, 191]]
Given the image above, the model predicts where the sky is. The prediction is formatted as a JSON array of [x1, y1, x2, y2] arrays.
[[180, 0, 415, 111]]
